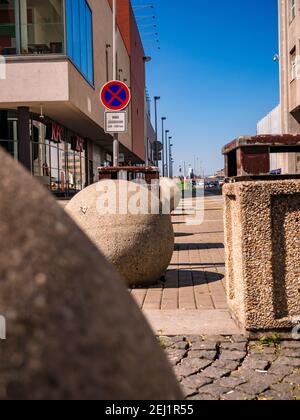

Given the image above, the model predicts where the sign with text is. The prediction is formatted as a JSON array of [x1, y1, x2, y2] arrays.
[[105, 112, 127, 133], [46, 122, 64, 143]]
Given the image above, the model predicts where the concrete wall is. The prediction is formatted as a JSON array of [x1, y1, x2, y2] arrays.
[[256, 106, 286, 172], [257, 105, 282, 135], [0, 60, 69, 103]]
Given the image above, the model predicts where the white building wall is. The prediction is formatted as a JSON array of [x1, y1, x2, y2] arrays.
[[257, 106, 284, 172], [257, 105, 282, 135]]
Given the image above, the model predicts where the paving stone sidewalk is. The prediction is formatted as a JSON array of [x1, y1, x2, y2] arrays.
[[160, 335, 300, 401], [130, 194, 240, 335], [131, 194, 226, 312]]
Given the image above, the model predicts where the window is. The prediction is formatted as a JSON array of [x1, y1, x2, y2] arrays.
[[291, 49, 297, 81], [66, 0, 94, 85], [0, 110, 18, 160], [20, 0, 64, 54], [0, 0, 16, 55], [290, 0, 296, 22], [0, 0, 65, 56], [30, 119, 88, 197]]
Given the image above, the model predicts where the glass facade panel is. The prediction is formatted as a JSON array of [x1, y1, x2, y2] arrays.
[[0, 0, 94, 84], [0, 110, 18, 160], [0, 0, 16, 55], [20, 0, 64, 54], [0, 0, 64, 55], [66, 0, 94, 84]]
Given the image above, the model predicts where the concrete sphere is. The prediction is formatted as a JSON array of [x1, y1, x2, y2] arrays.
[[0, 149, 182, 400], [66, 180, 174, 287], [160, 177, 181, 212]]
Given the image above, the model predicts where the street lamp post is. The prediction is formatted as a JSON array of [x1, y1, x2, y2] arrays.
[[168, 136, 173, 177], [161, 117, 166, 176], [165, 130, 170, 177], [154, 96, 160, 167]]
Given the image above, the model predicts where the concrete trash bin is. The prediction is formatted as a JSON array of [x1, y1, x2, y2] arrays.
[[223, 135, 300, 337], [224, 180, 300, 335]]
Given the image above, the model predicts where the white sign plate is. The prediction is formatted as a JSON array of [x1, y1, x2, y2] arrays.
[[105, 111, 127, 133]]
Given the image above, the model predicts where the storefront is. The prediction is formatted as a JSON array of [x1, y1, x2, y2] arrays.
[[0, 110, 108, 198]]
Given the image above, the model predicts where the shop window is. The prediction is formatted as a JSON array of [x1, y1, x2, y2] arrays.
[[0, 110, 18, 160], [0, 0, 65, 55], [66, 0, 94, 85]]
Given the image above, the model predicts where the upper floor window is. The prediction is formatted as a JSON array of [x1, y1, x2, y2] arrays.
[[290, 0, 296, 23], [66, 0, 94, 85], [0, 0, 65, 56], [291, 49, 297, 81]]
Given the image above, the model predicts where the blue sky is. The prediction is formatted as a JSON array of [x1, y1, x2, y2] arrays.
[[133, 0, 280, 175]]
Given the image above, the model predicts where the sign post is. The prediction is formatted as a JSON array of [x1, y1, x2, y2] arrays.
[[101, 79, 131, 165]]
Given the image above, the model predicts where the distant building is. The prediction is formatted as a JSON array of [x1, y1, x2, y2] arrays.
[[256, 105, 285, 171], [257, 105, 282, 135], [215, 169, 225, 178]]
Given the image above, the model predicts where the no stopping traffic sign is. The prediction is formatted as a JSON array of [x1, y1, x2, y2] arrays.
[[100, 81, 131, 111]]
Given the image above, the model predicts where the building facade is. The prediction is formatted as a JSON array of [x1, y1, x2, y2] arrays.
[[256, 105, 286, 171], [278, 0, 300, 173], [0, 0, 150, 198]]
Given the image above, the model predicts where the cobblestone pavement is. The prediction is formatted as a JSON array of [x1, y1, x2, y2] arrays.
[[161, 335, 300, 401]]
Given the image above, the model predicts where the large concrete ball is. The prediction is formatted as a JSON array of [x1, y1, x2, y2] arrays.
[[0, 149, 182, 400], [66, 180, 174, 286], [160, 177, 181, 212]]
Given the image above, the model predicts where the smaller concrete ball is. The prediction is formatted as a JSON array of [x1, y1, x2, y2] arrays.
[[160, 177, 181, 212]]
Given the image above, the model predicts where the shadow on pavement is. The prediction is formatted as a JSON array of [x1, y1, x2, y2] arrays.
[[148, 270, 224, 288], [174, 232, 195, 238], [175, 243, 224, 250], [169, 262, 225, 267]]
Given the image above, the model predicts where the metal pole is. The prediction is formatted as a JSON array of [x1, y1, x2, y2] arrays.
[[165, 131, 168, 177], [112, 0, 119, 167], [161, 118, 166, 176], [169, 137, 172, 178], [154, 97, 159, 167], [165, 130, 170, 177]]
